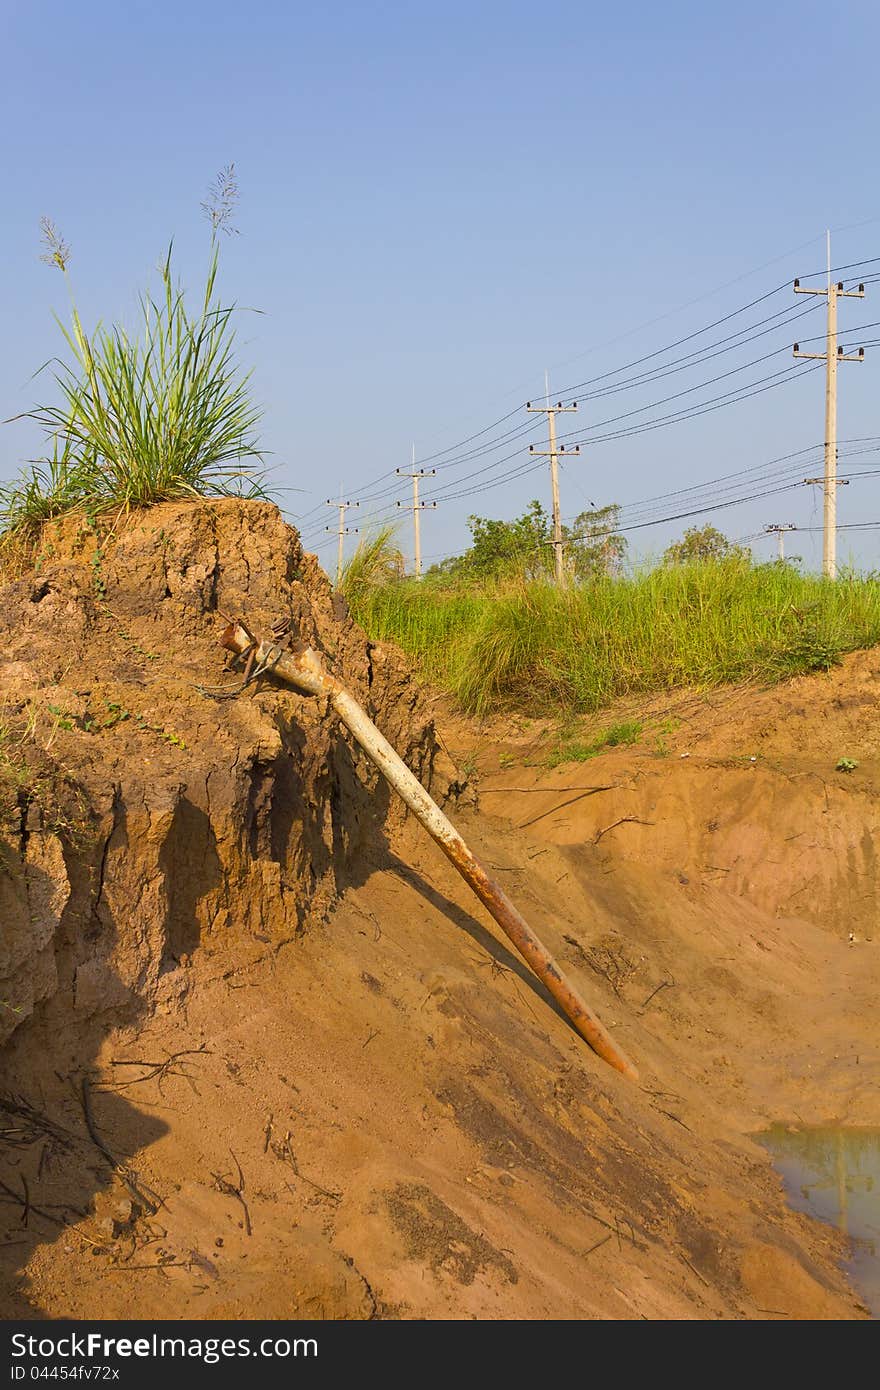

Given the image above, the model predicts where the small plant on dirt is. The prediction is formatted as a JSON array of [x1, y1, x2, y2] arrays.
[[547, 719, 643, 768], [45, 703, 75, 733], [0, 716, 47, 832], [836, 757, 858, 773], [0, 438, 86, 560], [651, 717, 678, 758], [0, 704, 90, 844], [101, 700, 132, 729], [0, 726, 29, 829], [158, 727, 187, 749], [603, 720, 643, 748], [131, 709, 187, 750], [1, 169, 266, 561], [69, 698, 185, 751], [546, 741, 598, 767], [89, 548, 106, 598], [101, 611, 159, 662]]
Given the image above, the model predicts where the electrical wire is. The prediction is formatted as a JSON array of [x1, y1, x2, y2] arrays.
[[299, 255, 879, 547]]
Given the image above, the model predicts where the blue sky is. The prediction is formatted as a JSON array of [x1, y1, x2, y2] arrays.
[[2, 0, 879, 572]]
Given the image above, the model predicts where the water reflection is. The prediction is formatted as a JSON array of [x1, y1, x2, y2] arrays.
[[759, 1125, 880, 1317]]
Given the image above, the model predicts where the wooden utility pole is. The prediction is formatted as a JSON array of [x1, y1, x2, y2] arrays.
[[527, 376, 579, 585], [793, 233, 865, 579], [396, 446, 437, 578], [765, 523, 796, 560], [325, 493, 359, 588]]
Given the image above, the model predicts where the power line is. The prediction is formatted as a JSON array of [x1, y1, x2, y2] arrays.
[[305, 359, 830, 543], [331, 443, 880, 575], [592, 441, 825, 520], [435, 362, 827, 506], [427, 449, 880, 569], [299, 255, 880, 549], [545, 256, 880, 402], [507, 241, 880, 398], [298, 256, 880, 527], [575, 298, 824, 402], [555, 353, 821, 447]]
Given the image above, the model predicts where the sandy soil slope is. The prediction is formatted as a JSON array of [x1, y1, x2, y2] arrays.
[[1, 509, 877, 1319]]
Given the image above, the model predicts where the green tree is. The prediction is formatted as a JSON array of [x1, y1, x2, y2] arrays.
[[564, 504, 627, 579], [430, 499, 627, 583], [431, 500, 552, 581], [663, 524, 747, 566]]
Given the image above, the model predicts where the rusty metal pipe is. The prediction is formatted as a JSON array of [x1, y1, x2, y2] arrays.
[[221, 623, 639, 1082]]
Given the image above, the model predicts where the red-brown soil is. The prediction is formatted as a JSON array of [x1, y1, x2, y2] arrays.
[[1, 502, 877, 1320]]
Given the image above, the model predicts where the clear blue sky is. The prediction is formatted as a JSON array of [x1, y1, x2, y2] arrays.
[[2, 0, 879, 572]]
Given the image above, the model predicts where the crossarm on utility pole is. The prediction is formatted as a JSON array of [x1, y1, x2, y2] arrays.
[[220, 621, 639, 1082], [396, 452, 437, 579], [325, 496, 360, 589]]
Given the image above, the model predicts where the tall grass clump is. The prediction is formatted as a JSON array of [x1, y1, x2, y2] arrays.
[[339, 525, 404, 602], [1, 171, 265, 557], [30, 244, 264, 511], [350, 559, 880, 713], [352, 578, 490, 691], [0, 439, 86, 553]]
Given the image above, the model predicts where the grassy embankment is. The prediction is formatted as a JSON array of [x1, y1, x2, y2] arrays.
[[349, 560, 880, 715]]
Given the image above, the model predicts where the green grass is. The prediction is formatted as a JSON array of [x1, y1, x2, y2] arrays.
[[1, 241, 265, 559], [350, 560, 880, 714], [339, 524, 404, 599], [0, 706, 90, 845], [0, 725, 28, 829], [547, 720, 643, 767]]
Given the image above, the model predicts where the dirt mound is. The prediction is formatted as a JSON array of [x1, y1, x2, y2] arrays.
[[0, 499, 459, 1046], [1, 524, 877, 1320]]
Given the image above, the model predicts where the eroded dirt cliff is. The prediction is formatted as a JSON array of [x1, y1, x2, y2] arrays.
[[0, 499, 458, 1047]]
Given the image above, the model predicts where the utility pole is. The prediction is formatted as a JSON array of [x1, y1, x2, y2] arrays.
[[396, 446, 437, 578], [765, 523, 796, 561], [325, 492, 359, 588], [793, 232, 865, 578], [526, 374, 579, 585]]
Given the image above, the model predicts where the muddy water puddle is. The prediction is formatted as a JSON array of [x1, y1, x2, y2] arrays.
[[759, 1125, 880, 1316]]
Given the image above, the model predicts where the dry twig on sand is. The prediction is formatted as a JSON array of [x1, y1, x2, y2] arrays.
[[103, 1046, 212, 1098], [211, 1151, 252, 1236], [272, 1130, 341, 1204]]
